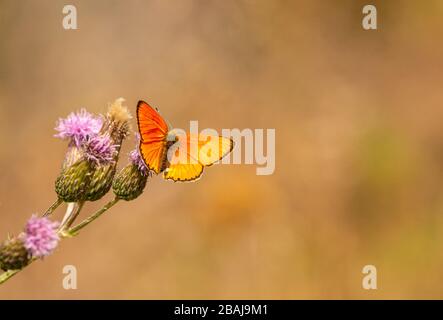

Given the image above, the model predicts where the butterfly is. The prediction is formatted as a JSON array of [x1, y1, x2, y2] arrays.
[[136, 100, 234, 182]]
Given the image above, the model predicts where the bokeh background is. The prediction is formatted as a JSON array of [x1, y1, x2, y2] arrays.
[[1, 0, 443, 299]]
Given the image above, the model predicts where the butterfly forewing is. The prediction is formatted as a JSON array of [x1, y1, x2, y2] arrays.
[[137, 100, 169, 173]]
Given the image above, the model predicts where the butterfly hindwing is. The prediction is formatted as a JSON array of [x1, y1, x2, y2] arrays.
[[163, 163, 204, 182], [162, 133, 233, 182], [197, 135, 234, 166]]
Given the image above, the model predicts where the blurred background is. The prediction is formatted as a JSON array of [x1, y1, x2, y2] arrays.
[[1, 0, 443, 299]]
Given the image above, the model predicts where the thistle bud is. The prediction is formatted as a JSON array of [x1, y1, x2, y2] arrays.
[[55, 159, 93, 202], [113, 164, 148, 201], [0, 237, 29, 271], [82, 132, 119, 201], [54, 109, 103, 202], [85, 163, 116, 201], [112, 149, 149, 201]]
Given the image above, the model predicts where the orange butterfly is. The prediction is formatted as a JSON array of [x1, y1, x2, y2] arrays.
[[137, 100, 233, 182]]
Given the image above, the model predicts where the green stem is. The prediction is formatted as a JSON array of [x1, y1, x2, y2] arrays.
[[43, 199, 63, 217], [68, 198, 119, 235]]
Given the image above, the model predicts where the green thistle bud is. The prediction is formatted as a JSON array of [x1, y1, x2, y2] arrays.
[[55, 160, 93, 202], [112, 164, 148, 201], [84, 163, 117, 201], [0, 237, 29, 271]]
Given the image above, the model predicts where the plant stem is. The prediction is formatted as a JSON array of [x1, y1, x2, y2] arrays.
[[68, 198, 119, 235], [43, 199, 63, 217]]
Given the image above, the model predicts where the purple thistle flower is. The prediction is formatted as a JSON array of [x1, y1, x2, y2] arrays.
[[129, 148, 149, 176], [55, 109, 103, 147], [23, 215, 59, 259], [84, 134, 118, 165]]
